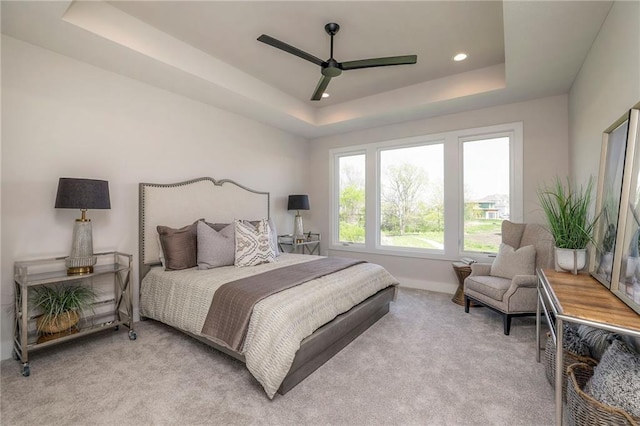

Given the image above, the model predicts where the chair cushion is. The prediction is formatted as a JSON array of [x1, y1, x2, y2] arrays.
[[490, 243, 536, 279], [464, 275, 512, 301]]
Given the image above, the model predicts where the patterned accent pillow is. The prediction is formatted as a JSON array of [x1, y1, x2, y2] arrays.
[[197, 221, 235, 269], [563, 323, 590, 357], [490, 243, 536, 279], [577, 324, 617, 361], [234, 219, 276, 267], [208, 219, 280, 257], [586, 339, 640, 418]]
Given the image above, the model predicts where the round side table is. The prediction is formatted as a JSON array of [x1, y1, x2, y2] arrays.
[[451, 262, 472, 306]]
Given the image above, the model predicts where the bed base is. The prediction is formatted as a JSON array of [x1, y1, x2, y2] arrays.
[[278, 285, 396, 394], [150, 285, 396, 395]]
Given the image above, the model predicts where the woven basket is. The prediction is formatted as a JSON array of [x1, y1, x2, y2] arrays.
[[544, 333, 598, 401], [36, 310, 79, 334], [566, 363, 639, 426]]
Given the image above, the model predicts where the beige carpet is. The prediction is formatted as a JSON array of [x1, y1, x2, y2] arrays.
[[1, 288, 554, 425]]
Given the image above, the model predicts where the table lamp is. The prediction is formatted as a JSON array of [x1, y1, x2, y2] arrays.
[[55, 178, 111, 275], [288, 194, 310, 239]]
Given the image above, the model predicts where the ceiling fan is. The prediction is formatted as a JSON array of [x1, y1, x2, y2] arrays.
[[257, 23, 418, 101]]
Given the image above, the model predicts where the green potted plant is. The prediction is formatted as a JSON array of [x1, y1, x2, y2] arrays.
[[31, 284, 97, 340], [538, 176, 597, 274]]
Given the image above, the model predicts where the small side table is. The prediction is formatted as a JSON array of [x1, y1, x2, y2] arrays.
[[278, 233, 321, 255], [451, 262, 472, 306]]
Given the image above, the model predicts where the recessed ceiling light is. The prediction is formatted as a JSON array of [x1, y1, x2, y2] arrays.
[[453, 53, 468, 62], [322, 93, 330, 98]]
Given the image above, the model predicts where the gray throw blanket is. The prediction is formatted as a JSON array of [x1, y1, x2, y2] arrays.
[[201, 257, 365, 352]]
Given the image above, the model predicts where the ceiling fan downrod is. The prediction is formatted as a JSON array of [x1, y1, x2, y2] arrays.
[[325, 22, 340, 60]]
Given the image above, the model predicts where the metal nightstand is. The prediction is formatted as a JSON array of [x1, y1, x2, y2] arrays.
[[278, 233, 321, 255]]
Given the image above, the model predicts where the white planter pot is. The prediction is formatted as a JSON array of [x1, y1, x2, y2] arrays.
[[598, 252, 614, 278], [555, 247, 587, 274], [625, 256, 640, 280]]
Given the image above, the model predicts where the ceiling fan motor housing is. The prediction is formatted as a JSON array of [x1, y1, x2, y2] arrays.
[[322, 59, 342, 77]]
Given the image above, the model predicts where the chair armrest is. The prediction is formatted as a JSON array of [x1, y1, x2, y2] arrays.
[[510, 274, 538, 288], [503, 274, 538, 310], [469, 263, 492, 276]]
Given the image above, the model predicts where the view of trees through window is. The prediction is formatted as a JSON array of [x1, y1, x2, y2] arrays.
[[463, 137, 510, 252], [335, 126, 517, 256], [338, 154, 366, 243], [380, 144, 444, 249]]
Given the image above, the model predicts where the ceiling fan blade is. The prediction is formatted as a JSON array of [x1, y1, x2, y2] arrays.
[[341, 55, 417, 71], [257, 34, 324, 67], [311, 75, 332, 101]]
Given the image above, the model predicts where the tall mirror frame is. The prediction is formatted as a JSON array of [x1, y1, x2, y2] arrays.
[[607, 103, 640, 315], [590, 115, 628, 288]]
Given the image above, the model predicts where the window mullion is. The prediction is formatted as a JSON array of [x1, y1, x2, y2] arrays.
[[367, 146, 378, 250]]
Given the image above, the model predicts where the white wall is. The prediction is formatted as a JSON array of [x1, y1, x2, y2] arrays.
[[569, 1, 640, 350], [0, 36, 310, 360], [569, 0, 640, 185], [308, 95, 570, 293]]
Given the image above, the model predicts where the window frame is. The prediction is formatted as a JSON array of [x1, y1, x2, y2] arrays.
[[331, 149, 368, 247], [376, 139, 446, 255], [329, 122, 523, 261]]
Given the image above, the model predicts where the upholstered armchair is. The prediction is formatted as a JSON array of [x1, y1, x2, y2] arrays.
[[464, 220, 554, 335]]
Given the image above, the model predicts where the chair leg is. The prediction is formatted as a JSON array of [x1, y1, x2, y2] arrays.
[[503, 315, 511, 335], [464, 295, 470, 313]]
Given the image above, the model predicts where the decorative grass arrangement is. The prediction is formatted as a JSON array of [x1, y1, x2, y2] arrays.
[[538, 176, 597, 249], [31, 285, 97, 334]]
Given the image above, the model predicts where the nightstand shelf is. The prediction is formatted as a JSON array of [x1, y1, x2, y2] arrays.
[[13, 251, 135, 377], [278, 233, 321, 255]]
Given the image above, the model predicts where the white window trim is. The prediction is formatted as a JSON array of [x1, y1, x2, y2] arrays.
[[329, 122, 523, 261]]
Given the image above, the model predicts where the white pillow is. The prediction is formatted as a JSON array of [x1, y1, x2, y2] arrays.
[[490, 243, 536, 279], [234, 219, 276, 267]]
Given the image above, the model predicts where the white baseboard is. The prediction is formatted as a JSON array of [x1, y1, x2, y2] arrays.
[[395, 276, 457, 295]]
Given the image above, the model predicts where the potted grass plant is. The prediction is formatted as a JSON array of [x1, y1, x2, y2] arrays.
[[538, 176, 597, 274], [31, 284, 97, 340]]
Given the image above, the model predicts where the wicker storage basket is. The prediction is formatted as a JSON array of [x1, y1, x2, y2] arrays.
[[544, 333, 598, 400], [36, 310, 79, 334], [566, 363, 639, 426]]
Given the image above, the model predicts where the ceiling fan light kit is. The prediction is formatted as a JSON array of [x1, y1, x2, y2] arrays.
[[258, 22, 418, 101]]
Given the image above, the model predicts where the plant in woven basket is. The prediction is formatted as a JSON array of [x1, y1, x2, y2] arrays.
[[31, 285, 97, 334]]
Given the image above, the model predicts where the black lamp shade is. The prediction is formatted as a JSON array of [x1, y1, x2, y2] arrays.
[[288, 194, 310, 211], [55, 178, 111, 210]]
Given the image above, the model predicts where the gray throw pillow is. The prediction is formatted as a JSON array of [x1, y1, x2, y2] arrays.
[[577, 325, 617, 361], [490, 243, 536, 280], [586, 339, 640, 418], [157, 220, 200, 270], [197, 221, 235, 269]]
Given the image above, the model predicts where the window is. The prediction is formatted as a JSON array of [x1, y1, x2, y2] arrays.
[[462, 137, 510, 253], [331, 122, 522, 260], [379, 143, 444, 250], [337, 153, 366, 244]]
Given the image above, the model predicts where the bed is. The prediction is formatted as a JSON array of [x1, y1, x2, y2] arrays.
[[138, 177, 398, 398]]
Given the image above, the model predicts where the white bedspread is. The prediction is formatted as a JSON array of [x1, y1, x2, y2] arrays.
[[140, 253, 398, 398]]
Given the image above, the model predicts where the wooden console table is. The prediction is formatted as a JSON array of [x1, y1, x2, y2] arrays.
[[536, 269, 640, 425]]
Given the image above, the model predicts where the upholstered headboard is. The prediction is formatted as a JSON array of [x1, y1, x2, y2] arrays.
[[138, 177, 269, 280]]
